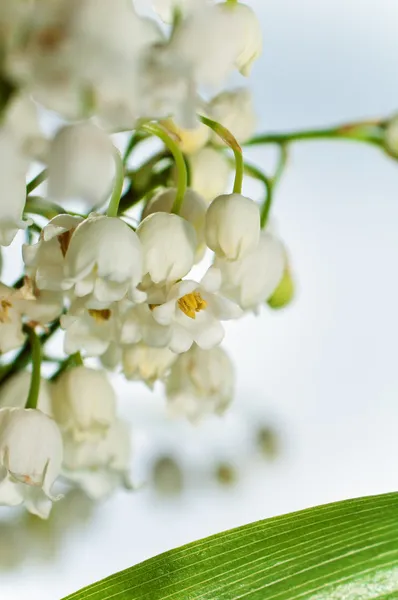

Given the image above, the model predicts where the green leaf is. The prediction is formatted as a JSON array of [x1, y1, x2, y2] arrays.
[[63, 493, 398, 600]]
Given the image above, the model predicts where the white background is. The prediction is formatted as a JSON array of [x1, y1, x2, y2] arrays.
[[1, 1, 398, 598]]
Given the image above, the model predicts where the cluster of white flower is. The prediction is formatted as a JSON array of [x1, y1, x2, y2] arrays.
[[0, 0, 295, 518]]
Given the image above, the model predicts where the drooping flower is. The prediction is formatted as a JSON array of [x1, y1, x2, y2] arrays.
[[188, 147, 230, 203], [218, 2, 262, 76], [214, 231, 286, 311], [142, 188, 207, 261], [122, 343, 177, 388], [148, 268, 242, 353], [63, 215, 143, 304], [165, 344, 234, 422], [209, 88, 256, 145], [0, 371, 53, 415], [47, 123, 115, 209], [51, 366, 116, 441], [0, 408, 63, 518], [62, 419, 132, 500], [137, 212, 197, 286], [205, 193, 260, 261]]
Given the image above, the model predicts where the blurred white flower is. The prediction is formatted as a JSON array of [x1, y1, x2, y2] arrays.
[[165, 344, 234, 422], [23, 214, 84, 292], [63, 215, 143, 303], [137, 212, 196, 285], [219, 2, 262, 76], [142, 188, 207, 261], [0, 408, 63, 518], [214, 231, 286, 311], [47, 123, 115, 209], [0, 371, 53, 415], [3, 93, 47, 160], [62, 419, 132, 500], [0, 132, 28, 246], [209, 88, 256, 145], [52, 366, 116, 441], [205, 193, 260, 261], [148, 268, 242, 353], [152, 0, 207, 23], [189, 147, 230, 203], [0, 283, 26, 354], [122, 343, 176, 388], [161, 118, 210, 155]]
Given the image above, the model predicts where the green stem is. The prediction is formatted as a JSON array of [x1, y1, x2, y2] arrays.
[[26, 169, 48, 195], [260, 145, 288, 228], [141, 123, 187, 214], [107, 149, 125, 217], [24, 196, 70, 220], [123, 131, 148, 165], [49, 352, 83, 382], [246, 119, 385, 148], [24, 327, 42, 410], [199, 115, 244, 194]]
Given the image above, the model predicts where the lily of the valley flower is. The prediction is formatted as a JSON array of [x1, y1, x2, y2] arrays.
[[161, 118, 210, 155], [209, 88, 256, 145], [137, 212, 197, 286], [165, 344, 234, 422], [47, 123, 115, 209], [214, 231, 286, 311], [0, 132, 28, 246], [122, 343, 177, 388], [142, 188, 207, 261], [63, 215, 143, 303], [0, 371, 53, 415], [189, 147, 230, 203], [0, 408, 63, 518], [62, 419, 132, 500], [23, 214, 84, 292], [219, 2, 262, 76], [148, 268, 242, 353], [205, 193, 260, 261], [52, 366, 116, 441]]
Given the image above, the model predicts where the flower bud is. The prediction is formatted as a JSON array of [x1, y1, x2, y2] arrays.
[[165, 344, 234, 422], [137, 212, 197, 285], [142, 188, 207, 261], [267, 265, 295, 309], [205, 193, 260, 261], [188, 148, 230, 202], [0, 371, 53, 415], [0, 408, 63, 518], [47, 123, 115, 209], [122, 343, 176, 388], [51, 367, 116, 441], [161, 118, 210, 155], [209, 88, 256, 144]]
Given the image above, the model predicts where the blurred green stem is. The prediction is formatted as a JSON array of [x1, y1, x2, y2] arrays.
[[24, 327, 42, 410]]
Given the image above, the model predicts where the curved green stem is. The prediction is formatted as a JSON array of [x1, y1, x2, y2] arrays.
[[107, 148, 125, 217], [141, 123, 187, 214], [25, 196, 75, 220], [246, 119, 385, 148], [24, 326, 42, 410], [123, 131, 148, 165], [26, 169, 48, 195], [199, 115, 244, 194]]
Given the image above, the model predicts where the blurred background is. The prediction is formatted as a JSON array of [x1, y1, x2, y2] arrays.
[[1, 0, 398, 598]]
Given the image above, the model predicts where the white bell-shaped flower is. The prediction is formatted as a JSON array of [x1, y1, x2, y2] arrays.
[[3, 93, 47, 159], [214, 231, 286, 311], [23, 214, 84, 292], [0, 372, 53, 415], [219, 2, 262, 76], [189, 147, 230, 203], [0, 132, 28, 246], [142, 188, 207, 261], [165, 345, 234, 422], [148, 268, 242, 353], [63, 215, 143, 303], [62, 419, 131, 500], [0, 283, 26, 354], [209, 88, 256, 144], [51, 366, 116, 441], [122, 343, 177, 388], [47, 123, 115, 209], [0, 408, 63, 518], [137, 212, 196, 285], [205, 193, 260, 261]]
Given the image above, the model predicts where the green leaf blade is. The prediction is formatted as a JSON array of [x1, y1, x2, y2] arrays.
[[63, 493, 398, 600]]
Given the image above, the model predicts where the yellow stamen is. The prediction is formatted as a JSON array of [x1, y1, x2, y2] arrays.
[[88, 309, 111, 323], [177, 291, 207, 319], [0, 299, 12, 323]]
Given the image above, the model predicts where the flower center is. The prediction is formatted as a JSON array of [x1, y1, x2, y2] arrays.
[[177, 291, 207, 319], [0, 299, 12, 323], [57, 229, 76, 257], [88, 309, 112, 323]]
